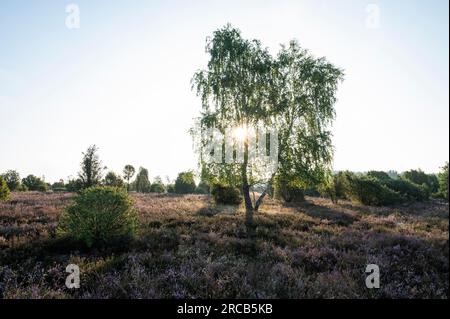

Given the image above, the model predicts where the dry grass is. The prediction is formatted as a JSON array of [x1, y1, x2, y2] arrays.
[[0, 192, 448, 299]]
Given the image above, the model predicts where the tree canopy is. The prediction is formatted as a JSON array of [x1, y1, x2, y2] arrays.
[[192, 25, 344, 225]]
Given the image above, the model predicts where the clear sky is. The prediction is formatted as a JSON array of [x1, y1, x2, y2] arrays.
[[0, 0, 448, 183]]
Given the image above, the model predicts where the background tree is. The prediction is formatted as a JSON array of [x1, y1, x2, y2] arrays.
[[1, 170, 21, 191], [192, 25, 343, 225], [0, 176, 10, 201], [52, 179, 66, 192], [438, 162, 449, 200], [135, 167, 151, 193], [174, 171, 196, 194], [123, 165, 135, 192], [79, 145, 104, 189], [66, 178, 83, 192], [150, 176, 166, 193], [104, 171, 125, 188], [22, 175, 48, 191]]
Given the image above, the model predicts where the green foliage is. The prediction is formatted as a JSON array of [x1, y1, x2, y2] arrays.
[[135, 167, 151, 193], [344, 174, 401, 206], [22, 175, 48, 192], [273, 178, 306, 203], [123, 165, 135, 192], [57, 186, 139, 247], [0, 176, 10, 201], [166, 184, 176, 193], [438, 162, 449, 200], [367, 171, 391, 182], [401, 169, 438, 193], [401, 169, 428, 186], [174, 171, 196, 194], [66, 178, 83, 192], [103, 171, 125, 188], [78, 145, 104, 189], [195, 180, 210, 194], [385, 179, 428, 201], [211, 184, 242, 205], [1, 170, 21, 191], [16, 183, 28, 192], [319, 171, 349, 203], [191, 25, 343, 219], [368, 171, 428, 201], [51, 180, 67, 192], [150, 176, 166, 193]]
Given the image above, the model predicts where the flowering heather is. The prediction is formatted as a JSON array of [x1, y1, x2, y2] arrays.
[[0, 192, 448, 299]]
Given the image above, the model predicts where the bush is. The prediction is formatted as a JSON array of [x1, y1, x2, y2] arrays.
[[66, 178, 83, 192], [57, 186, 139, 247], [385, 178, 428, 201], [273, 179, 305, 202], [195, 181, 210, 194], [103, 171, 125, 188], [401, 169, 438, 193], [319, 172, 350, 203], [211, 184, 242, 205], [166, 184, 176, 193], [438, 162, 449, 200], [22, 175, 48, 192], [150, 182, 166, 193], [368, 171, 428, 201], [344, 175, 402, 206], [174, 171, 196, 194], [1, 170, 21, 191], [0, 176, 10, 201]]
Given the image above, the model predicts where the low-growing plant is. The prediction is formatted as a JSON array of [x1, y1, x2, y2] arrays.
[[57, 186, 139, 247], [273, 179, 305, 203], [174, 171, 196, 194], [150, 182, 166, 193], [211, 184, 242, 205]]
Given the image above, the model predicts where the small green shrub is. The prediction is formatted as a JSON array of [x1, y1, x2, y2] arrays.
[[57, 186, 139, 247], [150, 182, 166, 193], [0, 176, 10, 201], [166, 184, 176, 193], [195, 181, 210, 194], [319, 172, 350, 203], [273, 179, 305, 202], [344, 175, 401, 206], [174, 171, 196, 194], [211, 184, 242, 205]]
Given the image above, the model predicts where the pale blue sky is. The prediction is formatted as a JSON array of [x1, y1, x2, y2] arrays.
[[0, 0, 448, 183]]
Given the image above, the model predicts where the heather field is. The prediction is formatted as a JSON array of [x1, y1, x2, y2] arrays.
[[0, 192, 448, 299]]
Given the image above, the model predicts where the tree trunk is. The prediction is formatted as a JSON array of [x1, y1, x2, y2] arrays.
[[241, 138, 254, 226]]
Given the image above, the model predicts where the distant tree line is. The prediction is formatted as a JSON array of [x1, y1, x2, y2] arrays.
[[0, 145, 211, 200], [1, 144, 448, 206]]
